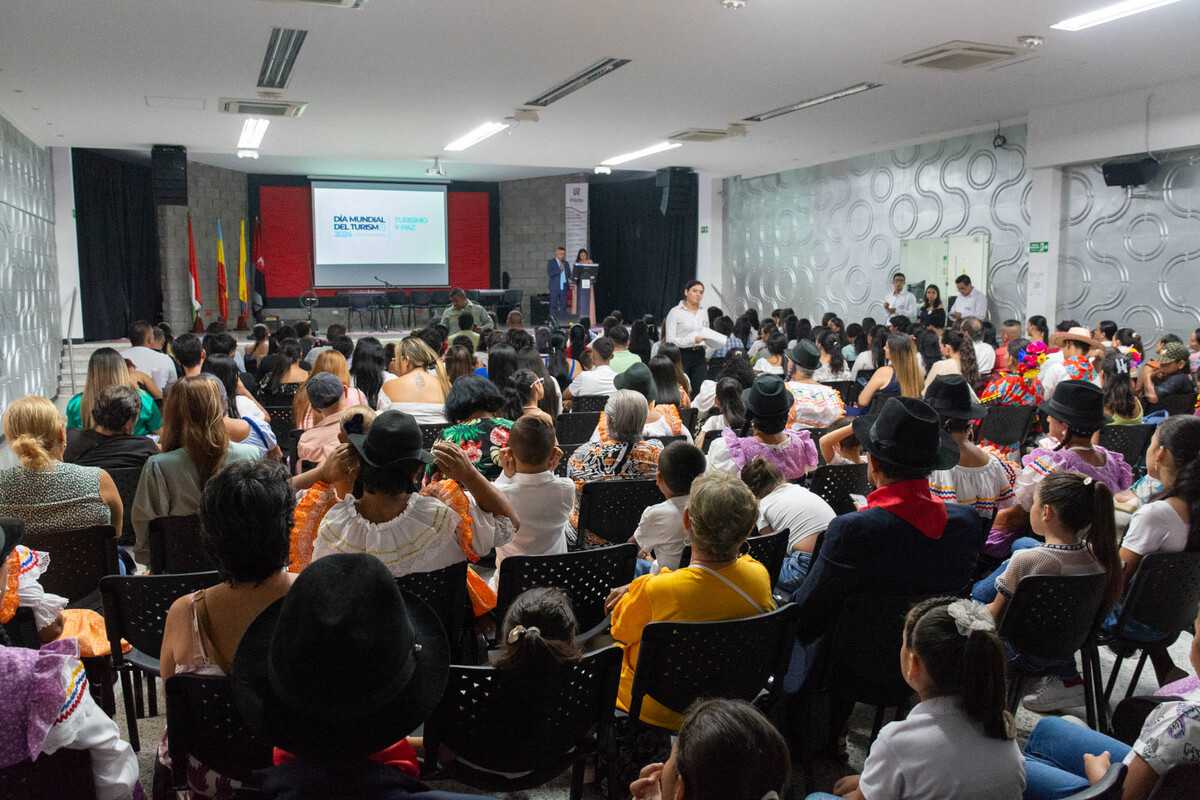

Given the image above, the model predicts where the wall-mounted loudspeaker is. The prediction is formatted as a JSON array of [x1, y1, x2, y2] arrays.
[[1102, 157, 1160, 188], [656, 167, 695, 217], [151, 144, 189, 206]]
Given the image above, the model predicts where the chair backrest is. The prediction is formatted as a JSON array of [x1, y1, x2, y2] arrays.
[[411, 290, 432, 305], [386, 289, 408, 305], [649, 434, 687, 449], [344, 292, 374, 311], [430, 289, 451, 306], [628, 604, 800, 729], [23, 524, 119, 603], [1112, 551, 1200, 640], [420, 423, 448, 450], [824, 380, 859, 408], [555, 411, 600, 447], [572, 394, 609, 413], [100, 571, 221, 664], [1065, 763, 1126, 800], [823, 593, 927, 706], [263, 403, 295, 444], [106, 466, 143, 544], [1098, 424, 1156, 471], [680, 406, 699, 435], [745, 528, 790, 585], [577, 479, 665, 544], [2, 606, 40, 649], [0, 747, 96, 799], [1162, 393, 1198, 416], [166, 674, 273, 787], [149, 514, 216, 574], [395, 561, 471, 662], [999, 573, 1109, 662], [1147, 762, 1200, 799], [807, 463, 870, 515], [496, 544, 638, 636], [978, 404, 1038, 450], [424, 645, 621, 774]]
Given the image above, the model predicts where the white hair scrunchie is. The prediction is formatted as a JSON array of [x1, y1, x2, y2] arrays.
[[946, 599, 995, 638]]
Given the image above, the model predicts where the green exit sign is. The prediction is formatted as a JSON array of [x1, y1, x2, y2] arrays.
[[1029, 241, 1049, 254], [700, 225, 709, 234]]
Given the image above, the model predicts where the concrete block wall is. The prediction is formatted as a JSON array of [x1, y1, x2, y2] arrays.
[[499, 173, 587, 316], [157, 162, 248, 333]]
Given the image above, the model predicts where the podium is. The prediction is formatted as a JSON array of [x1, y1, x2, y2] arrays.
[[573, 263, 599, 323]]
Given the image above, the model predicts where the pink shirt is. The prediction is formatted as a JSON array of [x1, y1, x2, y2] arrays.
[[297, 414, 344, 465]]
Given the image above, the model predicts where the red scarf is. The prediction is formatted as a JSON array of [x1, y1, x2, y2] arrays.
[[867, 479, 948, 540], [273, 739, 420, 777]]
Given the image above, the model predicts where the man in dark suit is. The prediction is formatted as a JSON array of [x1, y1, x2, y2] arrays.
[[547, 245, 571, 317]]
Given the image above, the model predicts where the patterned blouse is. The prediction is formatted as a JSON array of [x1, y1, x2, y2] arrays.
[[980, 374, 1042, 407], [566, 438, 663, 542], [0, 462, 110, 534], [431, 417, 514, 481]]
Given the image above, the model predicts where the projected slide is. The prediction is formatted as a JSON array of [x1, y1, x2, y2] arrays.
[[311, 181, 448, 287]]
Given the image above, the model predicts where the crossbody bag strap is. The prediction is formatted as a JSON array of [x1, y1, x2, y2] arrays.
[[689, 563, 770, 614]]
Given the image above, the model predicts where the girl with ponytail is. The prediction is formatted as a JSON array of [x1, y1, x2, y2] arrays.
[[810, 597, 1022, 800], [925, 328, 980, 391], [495, 586, 582, 674], [500, 368, 552, 426]]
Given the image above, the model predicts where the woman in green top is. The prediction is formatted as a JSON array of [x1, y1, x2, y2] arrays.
[[430, 375, 513, 481], [1101, 350, 1144, 425], [65, 348, 162, 436]]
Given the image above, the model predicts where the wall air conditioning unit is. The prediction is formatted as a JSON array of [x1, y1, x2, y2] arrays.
[[220, 97, 308, 117], [257, 0, 367, 8], [894, 40, 1022, 71]]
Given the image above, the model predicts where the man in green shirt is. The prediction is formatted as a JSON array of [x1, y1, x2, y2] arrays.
[[608, 324, 641, 374], [438, 287, 494, 332]]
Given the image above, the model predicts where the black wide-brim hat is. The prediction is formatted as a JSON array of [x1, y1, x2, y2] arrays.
[[347, 409, 435, 469], [853, 396, 960, 472], [232, 555, 450, 762], [924, 375, 987, 420], [1039, 379, 1108, 432], [742, 374, 795, 418]]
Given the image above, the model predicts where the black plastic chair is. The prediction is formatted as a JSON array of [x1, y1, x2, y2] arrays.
[[280, 426, 303, 474], [572, 394, 610, 413], [806, 464, 870, 515], [422, 645, 622, 800], [679, 528, 786, 584], [977, 404, 1037, 453], [409, 290, 433, 326], [420, 423, 448, 450], [626, 604, 800, 732], [2, 606, 39, 648], [999, 572, 1110, 731], [1063, 763, 1126, 800], [577, 480, 665, 545], [0, 748, 96, 799], [430, 289, 452, 320], [106, 466, 143, 546], [100, 571, 221, 751], [556, 411, 601, 445], [646, 434, 687, 449], [395, 561, 474, 664], [679, 406, 698, 435], [1098, 424, 1156, 476], [149, 515, 216, 574], [385, 289, 409, 329], [262, 402, 295, 448], [23, 524, 119, 608], [824, 380, 859, 408], [344, 292, 376, 331], [495, 544, 637, 641], [1148, 763, 1200, 799], [166, 674, 273, 794], [1100, 551, 1200, 702]]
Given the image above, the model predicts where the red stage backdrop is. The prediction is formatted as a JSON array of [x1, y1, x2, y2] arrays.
[[258, 185, 490, 300]]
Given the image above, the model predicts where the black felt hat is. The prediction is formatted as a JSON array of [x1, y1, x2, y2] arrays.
[[231, 553, 450, 762], [613, 361, 656, 401], [924, 375, 987, 421], [743, 374, 795, 418], [852, 396, 960, 471], [347, 409, 434, 468], [790, 340, 821, 371], [1039, 379, 1108, 432]]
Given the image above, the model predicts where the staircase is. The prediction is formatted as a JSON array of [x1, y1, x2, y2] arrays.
[[56, 339, 122, 405]]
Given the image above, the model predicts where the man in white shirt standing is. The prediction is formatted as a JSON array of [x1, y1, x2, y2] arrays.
[[882, 272, 917, 321], [950, 274, 987, 323], [122, 320, 177, 393], [565, 336, 618, 404]]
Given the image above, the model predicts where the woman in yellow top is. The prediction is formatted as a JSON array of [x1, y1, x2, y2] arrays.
[[606, 469, 773, 730]]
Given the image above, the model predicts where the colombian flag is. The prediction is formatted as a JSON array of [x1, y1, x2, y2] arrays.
[[215, 220, 229, 321], [187, 215, 201, 315]]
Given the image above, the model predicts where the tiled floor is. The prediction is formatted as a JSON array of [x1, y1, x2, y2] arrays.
[[127, 632, 1194, 798]]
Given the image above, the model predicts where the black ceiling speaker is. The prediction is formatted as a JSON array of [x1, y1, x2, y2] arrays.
[[656, 166, 695, 217], [1101, 157, 1160, 188], [151, 144, 189, 206]]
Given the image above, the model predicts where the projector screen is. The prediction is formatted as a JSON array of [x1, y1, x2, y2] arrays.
[[311, 181, 448, 287]]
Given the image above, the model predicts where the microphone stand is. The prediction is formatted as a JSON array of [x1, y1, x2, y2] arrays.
[[373, 276, 398, 331]]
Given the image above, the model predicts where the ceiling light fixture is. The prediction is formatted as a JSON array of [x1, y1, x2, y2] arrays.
[[237, 118, 270, 149], [525, 57, 632, 107], [1051, 0, 1182, 31], [426, 157, 447, 177], [600, 141, 682, 167], [237, 149, 260, 159], [742, 81, 883, 122], [444, 121, 510, 152], [594, 166, 613, 175], [721, 0, 749, 7]]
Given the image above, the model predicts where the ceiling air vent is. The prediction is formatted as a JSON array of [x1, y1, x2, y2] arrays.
[[669, 128, 731, 143], [257, 28, 307, 91], [895, 40, 1021, 71], [220, 97, 308, 117], [525, 57, 631, 107]]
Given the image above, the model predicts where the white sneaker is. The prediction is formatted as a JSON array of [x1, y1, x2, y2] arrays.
[[1022, 679, 1086, 713]]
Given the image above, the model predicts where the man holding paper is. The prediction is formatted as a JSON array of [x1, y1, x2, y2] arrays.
[[665, 279, 724, 394]]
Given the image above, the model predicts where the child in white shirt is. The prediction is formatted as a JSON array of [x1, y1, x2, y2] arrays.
[[632, 441, 707, 574], [493, 416, 576, 585]]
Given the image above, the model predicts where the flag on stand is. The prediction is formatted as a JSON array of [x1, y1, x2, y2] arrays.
[[187, 215, 202, 318], [236, 219, 249, 328], [215, 220, 229, 321]]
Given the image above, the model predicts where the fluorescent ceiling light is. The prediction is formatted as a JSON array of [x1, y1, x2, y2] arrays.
[[444, 121, 509, 152], [237, 149, 260, 159], [601, 141, 682, 166], [1051, 0, 1183, 31], [237, 118, 270, 149], [594, 165, 613, 175], [743, 82, 883, 122]]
